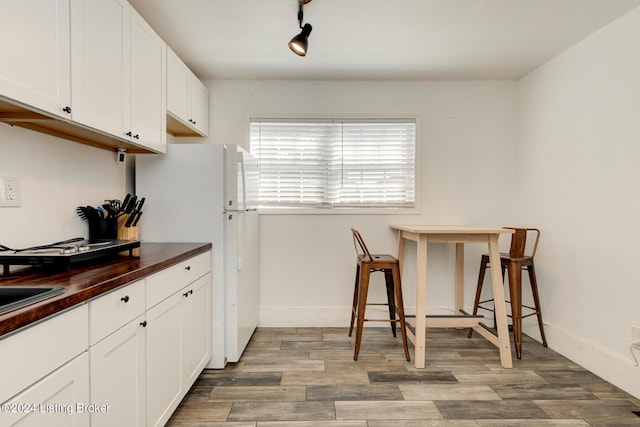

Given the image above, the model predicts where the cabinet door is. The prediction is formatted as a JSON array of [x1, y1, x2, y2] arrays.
[[70, 0, 130, 138], [130, 7, 166, 152], [181, 274, 212, 390], [166, 47, 190, 123], [2, 353, 89, 427], [0, 0, 70, 118], [189, 75, 209, 137], [90, 315, 146, 427], [146, 292, 182, 427], [0, 305, 88, 404]]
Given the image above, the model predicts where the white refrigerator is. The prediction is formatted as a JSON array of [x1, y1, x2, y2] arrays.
[[136, 144, 259, 368]]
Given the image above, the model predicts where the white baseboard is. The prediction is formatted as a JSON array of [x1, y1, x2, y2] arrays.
[[259, 307, 349, 327], [523, 322, 640, 399]]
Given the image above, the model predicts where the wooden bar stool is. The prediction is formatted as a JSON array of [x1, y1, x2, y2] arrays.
[[468, 227, 547, 359], [348, 228, 410, 361]]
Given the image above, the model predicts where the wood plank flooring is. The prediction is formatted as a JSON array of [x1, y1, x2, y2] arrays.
[[167, 327, 640, 426]]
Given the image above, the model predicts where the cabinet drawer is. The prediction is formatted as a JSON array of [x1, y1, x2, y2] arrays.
[[146, 251, 211, 309], [89, 280, 145, 345], [0, 305, 88, 403]]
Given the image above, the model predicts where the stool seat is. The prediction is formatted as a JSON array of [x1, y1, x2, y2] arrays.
[[357, 254, 398, 263], [349, 228, 410, 362], [468, 227, 547, 359]]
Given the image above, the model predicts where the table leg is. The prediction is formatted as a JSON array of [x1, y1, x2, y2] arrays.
[[414, 235, 428, 368], [455, 243, 464, 313], [508, 259, 523, 359], [396, 231, 406, 275], [488, 234, 513, 368]]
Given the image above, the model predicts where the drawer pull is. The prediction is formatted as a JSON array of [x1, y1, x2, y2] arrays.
[[121, 295, 130, 303], [182, 289, 193, 298], [140, 321, 147, 327], [185, 266, 191, 271]]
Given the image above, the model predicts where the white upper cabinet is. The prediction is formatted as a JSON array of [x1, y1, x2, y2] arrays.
[[189, 74, 209, 136], [70, 0, 129, 140], [167, 47, 190, 123], [0, 0, 166, 153], [71, 0, 166, 152], [130, 7, 167, 151], [0, 0, 71, 118], [167, 47, 208, 137]]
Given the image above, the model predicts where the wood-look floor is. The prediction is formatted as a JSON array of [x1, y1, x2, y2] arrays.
[[167, 327, 640, 426]]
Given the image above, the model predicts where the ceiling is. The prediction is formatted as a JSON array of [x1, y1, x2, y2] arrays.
[[128, 0, 640, 81]]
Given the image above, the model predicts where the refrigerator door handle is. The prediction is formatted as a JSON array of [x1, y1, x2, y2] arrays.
[[239, 153, 248, 210]]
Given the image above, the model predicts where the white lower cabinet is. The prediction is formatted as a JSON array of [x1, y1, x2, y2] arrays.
[[146, 291, 183, 427], [2, 353, 90, 427], [88, 252, 211, 427], [181, 274, 212, 389], [90, 315, 146, 427], [146, 272, 212, 427]]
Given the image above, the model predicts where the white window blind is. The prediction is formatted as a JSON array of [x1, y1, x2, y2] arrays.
[[250, 119, 416, 209]]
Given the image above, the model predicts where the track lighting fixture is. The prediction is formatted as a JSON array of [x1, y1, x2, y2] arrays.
[[289, 0, 313, 56]]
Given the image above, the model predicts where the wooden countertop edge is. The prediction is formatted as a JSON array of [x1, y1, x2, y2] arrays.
[[0, 242, 212, 337]]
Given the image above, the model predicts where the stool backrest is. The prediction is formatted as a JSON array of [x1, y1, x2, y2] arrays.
[[351, 228, 373, 262], [504, 227, 540, 258]]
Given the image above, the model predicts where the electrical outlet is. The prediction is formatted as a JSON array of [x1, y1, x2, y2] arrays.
[[0, 176, 21, 207], [633, 326, 640, 342]]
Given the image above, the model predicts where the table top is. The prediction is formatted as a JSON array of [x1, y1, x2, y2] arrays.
[[390, 225, 514, 234]]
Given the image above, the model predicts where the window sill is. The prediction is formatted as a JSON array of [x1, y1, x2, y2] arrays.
[[257, 207, 420, 215]]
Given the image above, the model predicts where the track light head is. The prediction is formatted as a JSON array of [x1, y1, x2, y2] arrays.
[[289, 23, 312, 56]]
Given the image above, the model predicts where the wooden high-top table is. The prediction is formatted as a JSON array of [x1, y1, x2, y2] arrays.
[[390, 225, 514, 369]]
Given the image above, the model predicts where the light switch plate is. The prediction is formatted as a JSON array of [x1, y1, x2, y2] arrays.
[[0, 176, 21, 207]]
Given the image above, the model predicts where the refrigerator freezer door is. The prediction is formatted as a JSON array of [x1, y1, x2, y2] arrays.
[[224, 145, 259, 212]]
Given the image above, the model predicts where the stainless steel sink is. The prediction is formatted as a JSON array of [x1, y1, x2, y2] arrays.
[[0, 287, 66, 315]]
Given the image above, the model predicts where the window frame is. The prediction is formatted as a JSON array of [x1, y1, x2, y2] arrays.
[[249, 115, 421, 215]]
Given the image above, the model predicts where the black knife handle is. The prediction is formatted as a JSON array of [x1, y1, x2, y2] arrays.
[[124, 213, 135, 227], [132, 211, 143, 227], [126, 196, 137, 214], [121, 193, 132, 212]]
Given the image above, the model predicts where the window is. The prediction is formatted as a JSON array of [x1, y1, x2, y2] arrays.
[[250, 118, 416, 209]]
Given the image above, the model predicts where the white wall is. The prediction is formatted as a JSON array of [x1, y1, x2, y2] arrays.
[[0, 124, 124, 249], [516, 7, 640, 397], [207, 80, 518, 325]]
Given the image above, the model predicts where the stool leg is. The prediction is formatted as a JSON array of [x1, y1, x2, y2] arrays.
[[392, 264, 410, 361], [384, 269, 397, 337], [527, 264, 548, 347], [348, 263, 360, 337], [508, 260, 523, 359], [468, 255, 489, 338], [354, 264, 371, 361]]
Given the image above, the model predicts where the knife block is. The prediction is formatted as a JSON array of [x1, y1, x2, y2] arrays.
[[117, 215, 140, 256]]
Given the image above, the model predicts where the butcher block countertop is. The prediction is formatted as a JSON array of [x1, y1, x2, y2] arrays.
[[0, 242, 212, 337]]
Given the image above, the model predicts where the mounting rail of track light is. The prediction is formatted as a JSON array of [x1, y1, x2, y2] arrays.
[[288, 0, 313, 56]]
